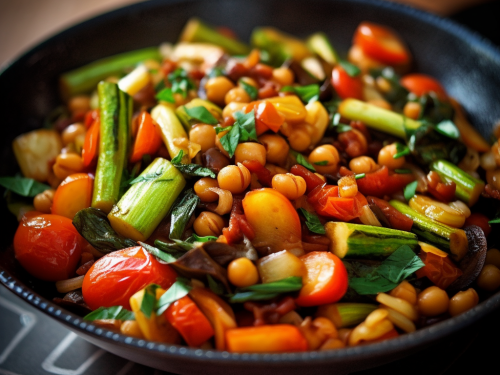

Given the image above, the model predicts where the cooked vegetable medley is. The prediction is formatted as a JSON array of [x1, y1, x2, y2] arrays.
[[6, 18, 500, 353]]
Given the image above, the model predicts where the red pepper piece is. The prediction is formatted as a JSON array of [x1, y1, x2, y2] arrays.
[[290, 164, 325, 193], [367, 196, 413, 232], [242, 160, 272, 187]]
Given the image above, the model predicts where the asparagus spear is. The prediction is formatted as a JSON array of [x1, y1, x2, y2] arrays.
[[306, 32, 340, 65]]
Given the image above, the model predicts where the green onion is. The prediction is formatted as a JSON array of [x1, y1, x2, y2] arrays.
[[355, 173, 366, 180]]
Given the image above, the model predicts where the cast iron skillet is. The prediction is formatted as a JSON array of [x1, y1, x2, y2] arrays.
[[1, 0, 500, 374]]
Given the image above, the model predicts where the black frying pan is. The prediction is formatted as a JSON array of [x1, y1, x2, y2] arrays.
[[1, 0, 500, 374]]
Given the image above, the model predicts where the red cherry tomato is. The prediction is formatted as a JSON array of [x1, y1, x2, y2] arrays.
[[13, 213, 84, 281], [295, 251, 348, 307], [353, 22, 411, 65], [307, 185, 367, 222], [130, 111, 163, 163], [331, 66, 363, 100], [82, 246, 177, 310], [400, 74, 447, 100]]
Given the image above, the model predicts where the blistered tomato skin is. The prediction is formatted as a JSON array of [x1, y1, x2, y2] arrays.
[[13, 213, 84, 282], [82, 246, 177, 310]]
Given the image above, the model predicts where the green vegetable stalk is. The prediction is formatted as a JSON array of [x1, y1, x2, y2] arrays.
[[179, 18, 250, 56], [108, 158, 186, 242], [389, 200, 468, 261], [251, 27, 311, 65], [306, 32, 340, 65], [429, 159, 485, 206], [317, 303, 377, 328], [92, 82, 131, 213], [60, 47, 161, 97]]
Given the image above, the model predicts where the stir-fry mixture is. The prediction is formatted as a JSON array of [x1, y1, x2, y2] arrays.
[[4, 18, 500, 353]]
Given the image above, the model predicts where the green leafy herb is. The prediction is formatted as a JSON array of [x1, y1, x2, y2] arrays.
[[349, 245, 424, 295], [184, 106, 218, 125], [314, 160, 329, 166], [229, 276, 303, 303], [83, 306, 135, 321], [215, 126, 232, 135], [393, 143, 410, 159], [0, 177, 51, 197], [155, 87, 175, 103], [291, 151, 315, 172], [395, 169, 412, 174], [170, 189, 200, 240], [207, 67, 225, 78], [404, 181, 418, 201], [280, 84, 319, 104], [191, 234, 218, 242], [139, 241, 178, 263], [355, 173, 366, 180], [207, 274, 225, 295], [369, 67, 408, 110], [168, 68, 196, 98], [220, 110, 258, 158], [488, 218, 500, 224], [141, 284, 161, 318], [238, 79, 258, 100], [156, 279, 192, 316], [220, 124, 240, 158], [339, 60, 361, 77], [435, 120, 460, 140], [298, 208, 325, 235], [171, 150, 216, 178]]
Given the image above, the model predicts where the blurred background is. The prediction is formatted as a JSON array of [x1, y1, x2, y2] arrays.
[[0, 0, 499, 67]]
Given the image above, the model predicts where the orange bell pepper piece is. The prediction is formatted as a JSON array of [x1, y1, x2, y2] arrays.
[[82, 117, 100, 168], [51, 173, 94, 219], [226, 324, 308, 353], [130, 111, 163, 163]]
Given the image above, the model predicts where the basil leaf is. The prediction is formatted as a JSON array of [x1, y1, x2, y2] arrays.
[[281, 84, 319, 104], [335, 124, 353, 133], [435, 120, 460, 140], [215, 126, 232, 134], [168, 68, 196, 98], [229, 276, 302, 303], [291, 151, 315, 172], [314, 160, 329, 166], [395, 169, 412, 174], [355, 173, 366, 180], [298, 208, 325, 235], [394, 143, 410, 159], [489, 218, 500, 224], [140, 284, 161, 318], [404, 181, 418, 201], [207, 67, 225, 78], [171, 150, 216, 178], [155, 87, 175, 103], [376, 245, 424, 283], [184, 106, 218, 125], [0, 177, 50, 197], [192, 234, 218, 242], [349, 275, 398, 295], [239, 79, 258, 101], [170, 189, 200, 240], [171, 150, 184, 164], [339, 60, 361, 77], [139, 241, 178, 263], [156, 280, 192, 316], [220, 122, 241, 158], [84, 306, 135, 321], [235, 110, 257, 142], [229, 291, 281, 303], [207, 274, 225, 295]]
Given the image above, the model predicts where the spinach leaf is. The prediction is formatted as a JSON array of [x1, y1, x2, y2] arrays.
[[238, 79, 258, 100], [184, 106, 218, 125], [280, 84, 319, 104], [171, 150, 216, 178], [229, 276, 302, 303], [298, 208, 325, 235], [84, 306, 135, 321], [156, 279, 192, 315], [0, 177, 50, 197], [169, 189, 200, 240], [139, 241, 178, 263]]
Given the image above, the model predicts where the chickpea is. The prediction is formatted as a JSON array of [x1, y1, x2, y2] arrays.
[[205, 76, 235, 105], [33, 189, 55, 213], [225, 87, 251, 105], [476, 264, 500, 291], [228, 258, 259, 287], [189, 125, 216, 153], [272, 67, 294, 86], [53, 153, 84, 180], [448, 288, 479, 317], [68, 95, 90, 114], [486, 169, 500, 191], [217, 163, 251, 194], [338, 175, 358, 198], [378, 143, 406, 170], [62, 123, 86, 146], [234, 142, 267, 166], [320, 338, 345, 350], [417, 286, 449, 317], [390, 281, 417, 305], [288, 129, 311, 152], [193, 211, 225, 237], [367, 99, 392, 111], [120, 320, 144, 339], [485, 249, 500, 268], [349, 156, 379, 174], [308, 145, 340, 175], [403, 101, 422, 120], [272, 173, 307, 200], [222, 102, 247, 121], [194, 178, 219, 202], [215, 130, 230, 158], [258, 134, 289, 166]]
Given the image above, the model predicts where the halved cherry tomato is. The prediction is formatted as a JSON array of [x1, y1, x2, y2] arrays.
[[82, 117, 100, 168], [353, 21, 411, 65], [51, 173, 94, 219], [164, 295, 215, 347], [416, 250, 462, 289], [308, 185, 367, 222], [331, 66, 363, 100], [130, 111, 163, 163], [225, 325, 308, 352], [341, 166, 415, 197], [464, 213, 491, 237], [400, 73, 447, 100], [14, 213, 85, 281], [295, 251, 348, 307], [82, 246, 177, 310]]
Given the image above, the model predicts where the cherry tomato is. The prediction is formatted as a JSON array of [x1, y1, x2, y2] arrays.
[[82, 246, 177, 310], [353, 22, 410, 65], [130, 111, 163, 163], [464, 213, 491, 237], [164, 295, 215, 347], [400, 73, 447, 100], [341, 166, 415, 197], [331, 66, 363, 100], [295, 251, 348, 307], [308, 185, 367, 222], [13, 213, 84, 281]]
